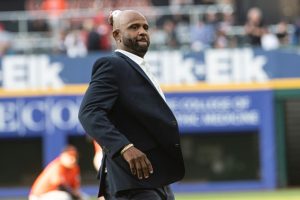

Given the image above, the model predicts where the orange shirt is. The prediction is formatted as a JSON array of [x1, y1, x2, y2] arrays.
[[30, 157, 80, 196], [41, 0, 68, 17], [93, 140, 102, 153]]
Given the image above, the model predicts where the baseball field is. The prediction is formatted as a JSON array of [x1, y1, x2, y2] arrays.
[[3, 189, 300, 200], [175, 189, 300, 200]]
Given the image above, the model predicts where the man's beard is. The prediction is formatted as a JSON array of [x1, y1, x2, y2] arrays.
[[123, 36, 149, 54]]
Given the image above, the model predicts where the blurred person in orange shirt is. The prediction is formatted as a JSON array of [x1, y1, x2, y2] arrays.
[[29, 145, 87, 200], [41, 0, 68, 33]]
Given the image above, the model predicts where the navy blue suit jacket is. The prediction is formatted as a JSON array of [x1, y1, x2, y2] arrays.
[[78, 52, 185, 196]]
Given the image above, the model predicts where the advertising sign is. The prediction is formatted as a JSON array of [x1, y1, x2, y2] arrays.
[[0, 49, 300, 90], [0, 90, 273, 136], [0, 96, 83, 136]]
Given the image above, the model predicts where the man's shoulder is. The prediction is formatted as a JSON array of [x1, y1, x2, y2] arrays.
[[91, 53, 128, 75], [97, 52, 125, 62], [93, 53, 127, 67]]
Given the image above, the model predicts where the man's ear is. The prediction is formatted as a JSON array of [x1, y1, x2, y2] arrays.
[[112, 29, 120, 42]]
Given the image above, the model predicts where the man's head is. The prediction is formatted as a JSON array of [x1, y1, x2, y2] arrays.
[[108, 10, 150, 58], [60, 145, 78, 169]]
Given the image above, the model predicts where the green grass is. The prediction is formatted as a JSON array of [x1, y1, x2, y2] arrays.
[[175, 189, 300, 200]]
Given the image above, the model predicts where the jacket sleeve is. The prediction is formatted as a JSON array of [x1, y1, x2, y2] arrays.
[[78, 57, 130, 158]]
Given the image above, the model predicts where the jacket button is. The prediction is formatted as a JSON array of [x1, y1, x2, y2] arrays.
[[172, 120, 177, 126]]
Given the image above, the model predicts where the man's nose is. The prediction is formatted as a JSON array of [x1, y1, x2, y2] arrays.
[[138, 27, 147, 35]]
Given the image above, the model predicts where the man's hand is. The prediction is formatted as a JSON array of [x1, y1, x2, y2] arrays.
[[122, 146, 153, 179]]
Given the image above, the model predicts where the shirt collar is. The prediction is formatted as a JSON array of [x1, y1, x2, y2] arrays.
[[115, 49, 145, 66]]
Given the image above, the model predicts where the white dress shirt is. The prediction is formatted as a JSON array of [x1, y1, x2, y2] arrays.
[[115, 49, 166, 101]]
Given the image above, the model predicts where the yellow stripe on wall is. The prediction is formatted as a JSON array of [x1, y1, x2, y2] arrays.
[[161, 78, 300, 92], [0, 85, 88, 97], [1, 78, 300, 97]]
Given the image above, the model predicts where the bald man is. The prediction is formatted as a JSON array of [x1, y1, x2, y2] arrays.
[[79, 10, 185, 200]]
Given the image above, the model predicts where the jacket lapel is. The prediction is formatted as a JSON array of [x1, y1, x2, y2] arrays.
[[115, 52, 158, 93], [114, 52, 177, 119]]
